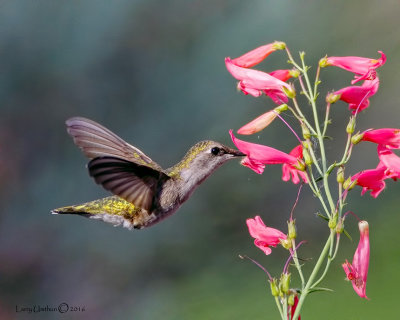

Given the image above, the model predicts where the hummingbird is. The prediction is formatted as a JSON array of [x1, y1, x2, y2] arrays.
[[52, 117, 245, 230]]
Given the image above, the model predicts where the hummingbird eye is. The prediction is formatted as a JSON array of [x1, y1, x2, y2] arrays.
[[211, 147, 220, 155]]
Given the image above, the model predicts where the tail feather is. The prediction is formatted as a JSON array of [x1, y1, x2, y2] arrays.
[[51, 196, 152, 230]]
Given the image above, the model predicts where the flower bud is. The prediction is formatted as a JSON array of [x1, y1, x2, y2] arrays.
[[326, 92, 341, 104], [337, 167, 345, 184], [328, 213, 338, 229], [237, 110, 279, 135], [346, 116, 356, 134], [288, 219, 297, 239], [279, 273, 291, 294], [343, 177, 357, 190], [319, 56, 329, 68], [289, 69, 300, 78], [283, 85, 296, 99], [288, 293, 295, 306], [359, 220, 369, 235], [301, 124, 311, 140], [275, 103, 288, 113], [269, 278, 279, 297], [336, 218, 344, 234], [302, 148, 313, 166], [351, 132, 364, 145], [280, 238, 292, 250], [273, 41, 286, 50]]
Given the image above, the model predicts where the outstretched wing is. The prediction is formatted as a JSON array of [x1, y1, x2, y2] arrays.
[[88, 156, 169, 211], [66, 117, 163, 171]]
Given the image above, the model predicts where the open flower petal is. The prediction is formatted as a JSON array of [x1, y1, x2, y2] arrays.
[[378, 145, 400, 173], [351, 165, 387, 198], [225, 58, 291, 103], [333, 78, 379, 114], [361, 128, 400, 149], [325, 51, 386, 84], [282, 145, 308, 184], [246, 216, 287, 255], [229, 130, 298, 174]]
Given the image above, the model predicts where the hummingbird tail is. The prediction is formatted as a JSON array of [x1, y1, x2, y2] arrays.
[[51, 196, 154, 230]]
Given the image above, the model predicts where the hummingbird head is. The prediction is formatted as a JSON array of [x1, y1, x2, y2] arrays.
[[167, 141, 245, 199]]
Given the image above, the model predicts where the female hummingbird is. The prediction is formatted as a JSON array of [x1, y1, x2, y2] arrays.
[[52, 117, 245, 229]]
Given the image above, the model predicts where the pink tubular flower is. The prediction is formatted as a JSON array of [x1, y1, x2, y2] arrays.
[[269, 69, 293, 82], [332, 78, 379, 114], [231, 41, 285, 68], [362, 128, 400, 149], [246, 216, 287, 255], [237, 110, 279, 135], [282, 145, 308, 184], [229, 130, 301, 174], [225, 57, 292, 103], [351, 165, 387, 198], [323, 51, 386, 84], [342, 220, 370, 299], [378, 144, 400, 173]]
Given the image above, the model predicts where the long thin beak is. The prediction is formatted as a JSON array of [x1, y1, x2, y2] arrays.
[[225, 147, 246, 157]]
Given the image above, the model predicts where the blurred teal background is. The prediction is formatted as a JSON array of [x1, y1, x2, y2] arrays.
[[1, 0, 399, 319]]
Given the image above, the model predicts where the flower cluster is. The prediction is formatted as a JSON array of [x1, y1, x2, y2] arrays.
[[350, 129, 400, 197], [225, 41, 390, 318]]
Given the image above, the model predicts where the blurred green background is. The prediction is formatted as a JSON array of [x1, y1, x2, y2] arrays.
[[1, 0, 399, 319]]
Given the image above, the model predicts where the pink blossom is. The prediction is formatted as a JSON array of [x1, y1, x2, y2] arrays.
[[237, 110, 278, 135], [282, 145, 308, 184], [231, 42, 285, 68], [378, 145, 400, 173], [324, 51, 386, 84], [351, 165, 387, 198], [362, 128, 400, 149], [225, 58, 291, 103], [246, 216, 287, 255], [229, 130, 300, 174], [269, 69, 293, 82], [333, 78, 379, 114], [342, 220, 370, 299]]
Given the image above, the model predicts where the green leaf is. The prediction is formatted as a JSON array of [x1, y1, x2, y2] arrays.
[[343, 229, 352, 241], [309, 287, 334, 294], [316, 212, 329, 221]]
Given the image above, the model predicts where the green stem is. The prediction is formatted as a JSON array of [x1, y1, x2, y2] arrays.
[[307, 156, 331, 218], [311, 231, 337, 289], [305, 138, 323, 175], [283, 296, 288, 320], [338, 180, 344, 217], [285, 47, 302, 71], [292, 239, 305, 288], [292, 230, 334, 319], [274, 297, 285, 320], [292, 98, 317, 136], [322, 102, 331, 138], [300, 55, 336, 213], [313, 65, 321, 98]]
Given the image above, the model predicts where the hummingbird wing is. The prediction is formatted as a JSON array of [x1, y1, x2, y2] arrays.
[[66, 117, 163, 171], [87, 156, 169, 211]]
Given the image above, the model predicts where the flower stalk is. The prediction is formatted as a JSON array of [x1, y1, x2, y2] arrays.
[[225, 41, 386, 319]]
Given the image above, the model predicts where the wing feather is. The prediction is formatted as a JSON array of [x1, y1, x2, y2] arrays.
[[66, 117, 162, 170], [88, 156, 169, 211]]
